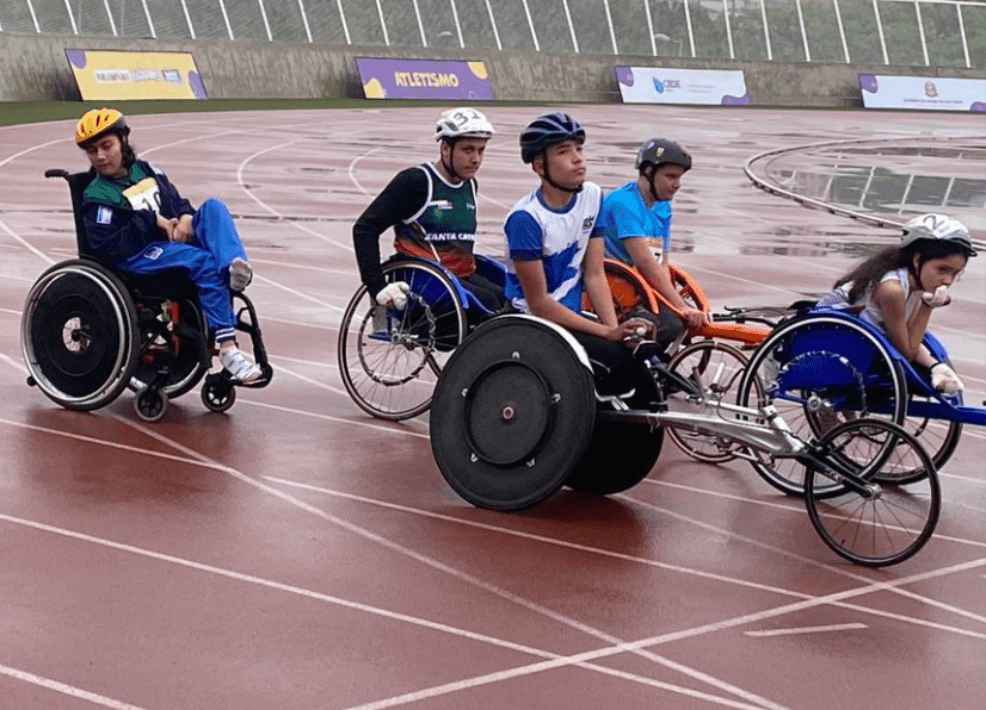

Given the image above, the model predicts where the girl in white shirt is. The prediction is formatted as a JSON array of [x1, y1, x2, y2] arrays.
[[815, 213, 976, 393]]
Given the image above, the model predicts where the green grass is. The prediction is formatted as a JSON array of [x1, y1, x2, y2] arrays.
[[0, 98, 549, 128]]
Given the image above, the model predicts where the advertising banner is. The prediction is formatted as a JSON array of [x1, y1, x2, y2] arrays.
[[859, 74, 985, 112], [355, 57, 494, 100], [615, 66, 748, 105], [66, 49, 207, 101]]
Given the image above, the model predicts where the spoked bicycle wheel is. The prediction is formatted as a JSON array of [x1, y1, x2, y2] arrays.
[[805, 419, 940, 567], [666, 340, 756, 463], [337, 261, 466, 420], [737, 315, 906, 497]]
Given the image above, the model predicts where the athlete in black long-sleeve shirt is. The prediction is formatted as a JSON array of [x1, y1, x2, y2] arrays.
[[352, 107, 503, 313]]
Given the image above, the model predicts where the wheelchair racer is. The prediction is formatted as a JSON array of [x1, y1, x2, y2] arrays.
[[815, 213, 977, 394], [503, 112, 653, 398], [600, 138, 708, 343], [353, 107, 504, 315], [74, 108, 261, 383]]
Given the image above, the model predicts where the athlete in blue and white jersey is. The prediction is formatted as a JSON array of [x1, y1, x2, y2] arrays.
[[600, 138, 706, 338], [504, 113, 652, 396]]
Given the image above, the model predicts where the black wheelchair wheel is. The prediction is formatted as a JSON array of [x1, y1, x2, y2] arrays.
[[430, 316, 596, 511], [21, 260, 138, 411], [565, 369, 664, 496], [338, 261, 467, 421], [666, 340, 754, 464], [133, 387, 169, 423], [202, 375, 236, 413], [805, 419, 940, 567], [130, 297, 209, 399], [737, 315, 906, 497]]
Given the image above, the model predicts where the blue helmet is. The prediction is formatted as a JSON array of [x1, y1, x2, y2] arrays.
[[520, 112, 585, 164]]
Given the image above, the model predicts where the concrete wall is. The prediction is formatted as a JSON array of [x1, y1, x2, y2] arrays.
[[1, 31, 983, 106]]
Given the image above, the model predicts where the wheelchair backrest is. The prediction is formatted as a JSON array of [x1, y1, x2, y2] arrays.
[[46, 168, 102, 261]]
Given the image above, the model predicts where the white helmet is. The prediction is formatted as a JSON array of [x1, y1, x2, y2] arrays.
[[900, 213, 976, 255], [435, 107, 495, 142]]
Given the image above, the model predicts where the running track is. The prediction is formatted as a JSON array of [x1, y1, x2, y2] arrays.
[[0, 106, 984, 710]]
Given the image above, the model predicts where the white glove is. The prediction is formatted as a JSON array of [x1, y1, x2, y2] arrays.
[[931, 362, 964, 394], [376, 281, 410, 309], [921, 285, 950, 308]]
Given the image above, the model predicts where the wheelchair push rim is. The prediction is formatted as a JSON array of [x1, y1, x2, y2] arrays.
[[338, 261, 467, 421], [22, 260, 139, 411]]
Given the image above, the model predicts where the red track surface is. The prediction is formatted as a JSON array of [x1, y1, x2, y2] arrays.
[[0, 106, 984, 710]]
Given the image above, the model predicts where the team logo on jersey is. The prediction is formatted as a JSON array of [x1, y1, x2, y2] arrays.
[[96, 206, 113, 225], [144, 246, 164, 260], [582, 216, 595, 231]]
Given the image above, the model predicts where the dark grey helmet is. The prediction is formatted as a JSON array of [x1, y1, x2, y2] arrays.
[[635, 138, 691, 172]]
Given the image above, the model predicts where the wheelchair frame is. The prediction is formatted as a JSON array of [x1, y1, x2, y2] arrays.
[[21, 168, 272, 421], [429, 315, 941, 567], [337, 253, 506, 421]]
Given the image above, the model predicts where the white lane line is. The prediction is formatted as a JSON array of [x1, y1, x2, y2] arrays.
[[111, 418, 794, 710], [0, 662, 150, 710], [641, 478, 986, 547], [235, 138, 355, 253], [333, 559, 986, 710], [744, 623, 868, 638], [265, 476, 986, 640], [621, 492, 986, 628], [0, 352, 27, 375]]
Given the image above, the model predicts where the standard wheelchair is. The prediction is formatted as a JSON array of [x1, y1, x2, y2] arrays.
[[734, 307, 985, 495], [21, 168, 272, 422], [337, 254, 506, 420], [429, 315, 942, 567]]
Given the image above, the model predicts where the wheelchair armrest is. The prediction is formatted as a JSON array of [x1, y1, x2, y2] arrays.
[[45, 168, 70, 180]]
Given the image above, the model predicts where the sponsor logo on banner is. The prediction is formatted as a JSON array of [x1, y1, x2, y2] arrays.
[[66, 49, 207, 100], [615, 66, 748, 105], [355, 57, 494, 100], [859, 74, 985, 112]]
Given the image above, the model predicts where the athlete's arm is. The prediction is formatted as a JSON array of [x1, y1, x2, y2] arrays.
[[353, 168, 428, 298], [624, 237, 705, 329], [80, 202, 159, 263], [871, 279, 931, 361]]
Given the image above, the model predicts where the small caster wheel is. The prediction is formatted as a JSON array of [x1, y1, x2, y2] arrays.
[[202, 379, 236, 413], [134, 387, 168, 422]]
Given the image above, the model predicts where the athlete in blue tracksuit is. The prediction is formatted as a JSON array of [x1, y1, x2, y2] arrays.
[[74, 108, 260, 382]]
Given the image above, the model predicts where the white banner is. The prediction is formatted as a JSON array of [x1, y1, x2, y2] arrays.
[[859, 74, 985, 112], [615, 66, 749, 105]]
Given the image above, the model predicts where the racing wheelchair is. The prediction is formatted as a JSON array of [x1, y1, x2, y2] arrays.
[[21, 168, 272, 422], [429, 315, 942, 567], [337, 254, 506, 420], [733, 307, 985, 496]]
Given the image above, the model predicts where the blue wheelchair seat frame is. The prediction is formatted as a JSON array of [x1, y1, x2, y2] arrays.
[[806, 307, 984, 427]]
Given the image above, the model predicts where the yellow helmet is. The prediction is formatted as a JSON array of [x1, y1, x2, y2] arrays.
[[75, 108, 129, 146]]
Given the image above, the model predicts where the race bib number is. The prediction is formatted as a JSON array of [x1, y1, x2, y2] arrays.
[[122, 178, 161, 212]]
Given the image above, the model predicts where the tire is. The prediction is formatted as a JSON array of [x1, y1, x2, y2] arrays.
[[805, 419, 940, 567], [737, 315, 906, 497], [338, 261, 466, 420]]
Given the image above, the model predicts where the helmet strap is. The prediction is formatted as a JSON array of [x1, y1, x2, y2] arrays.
[[644, 165, 660, 204], [540, 152, 583, 195], [439, 139, 463, 183]]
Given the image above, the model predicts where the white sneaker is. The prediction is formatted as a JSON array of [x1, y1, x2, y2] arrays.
[[219, 346, 261, 382], [229, 257, 253, 292]]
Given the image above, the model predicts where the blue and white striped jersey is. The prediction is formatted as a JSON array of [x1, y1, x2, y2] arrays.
[[502, 182, 604, 313]]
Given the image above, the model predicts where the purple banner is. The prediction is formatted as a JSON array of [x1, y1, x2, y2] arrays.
[[355, 57, 494, 100]]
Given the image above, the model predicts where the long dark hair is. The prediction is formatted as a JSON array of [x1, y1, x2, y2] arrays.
[[835, 240, 971, 302]]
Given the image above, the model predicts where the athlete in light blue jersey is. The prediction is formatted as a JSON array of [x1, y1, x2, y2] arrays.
[[600, 138, 707, 340], [503, 113, 652, 397]]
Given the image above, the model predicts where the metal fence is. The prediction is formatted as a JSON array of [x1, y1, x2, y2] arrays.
[[1, 0, 984, 68]]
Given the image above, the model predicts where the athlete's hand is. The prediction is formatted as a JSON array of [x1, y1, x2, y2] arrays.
[[172, 214, 194, 244], [376, 281, 411, 309], [682, 308, 707, 331], [155, 212, 178, 241], [931, 362, 964, 394], [617, 318, 654, 346], [922, 285, 951, 308]]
